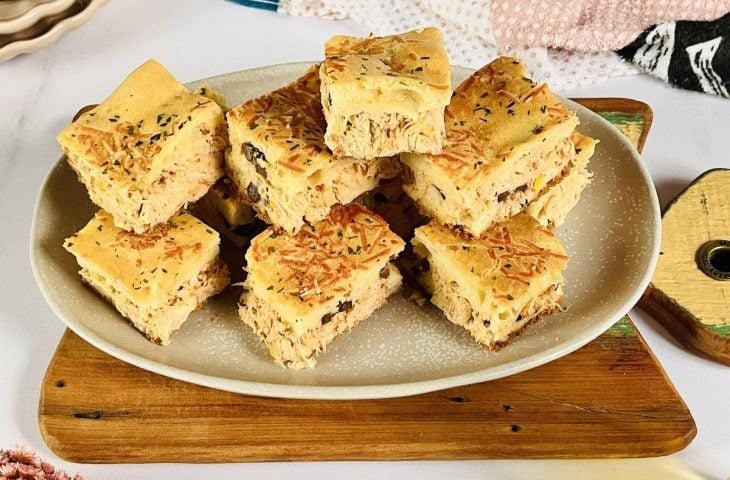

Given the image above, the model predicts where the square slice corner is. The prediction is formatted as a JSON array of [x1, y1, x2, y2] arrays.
[[57, 59, 227, 234], [239, 203, 405, 369], [63, 209, 230, 345], [412, 213, 568, 350], [321, 27, 451, 159]]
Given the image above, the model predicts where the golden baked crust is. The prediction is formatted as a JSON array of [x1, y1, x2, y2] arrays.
[[401, 56, 579, 237], [65, 210, 222, 305], [57, 59, 227, 233], [227, 66, 329, 189], [188, 177, 259, 248], [64, 210, 230, 344], [320, 27, 451, 158], [244, 203, 405, 337], [240, 263, 401, 369], [412, 214, 568, 347], [226, 66, 399, 234], [321, 27, 451, 115]]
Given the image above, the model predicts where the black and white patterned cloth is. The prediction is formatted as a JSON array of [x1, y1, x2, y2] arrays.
[[618, 12, 730, 98]]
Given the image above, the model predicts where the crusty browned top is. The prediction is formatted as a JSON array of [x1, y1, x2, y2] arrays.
[[408, 56, 577, 187], [322, 27, 451, 92], [64, 210, 221, 305], [414, 214, 568, 307], [246, 204, 405, 312], [226, 65, 331, 175], [57, 59, 225, 187]]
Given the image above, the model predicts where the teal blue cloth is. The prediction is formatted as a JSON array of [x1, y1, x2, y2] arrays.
[[227, 0, 279, 12]]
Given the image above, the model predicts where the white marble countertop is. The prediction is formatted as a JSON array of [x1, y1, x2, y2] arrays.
[[1, 1, 728, 478]]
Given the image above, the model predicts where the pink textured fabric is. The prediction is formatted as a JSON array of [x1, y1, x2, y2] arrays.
[[492, 0, 730, 51], [278, 0, 730, 90], [279, 0, 641, 90], [1, 447, 84, 480]]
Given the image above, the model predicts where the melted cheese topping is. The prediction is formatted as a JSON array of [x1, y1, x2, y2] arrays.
[[64, 210, 221, 306], [245, 204, 405, 335], [413, 214, 567, 323], [401, 56, 578, 190], [226, 66, 334, 193], [57, 59, 225, 190], [321, 27, 451, 116]]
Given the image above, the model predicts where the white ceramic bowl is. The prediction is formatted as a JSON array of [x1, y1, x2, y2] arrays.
[[0, 0, 107, 62]]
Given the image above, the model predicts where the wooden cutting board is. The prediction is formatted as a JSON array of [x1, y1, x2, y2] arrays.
[[639, 169, 730, 365], [38, 98, 695, 463], [39, 318, 695, 463]]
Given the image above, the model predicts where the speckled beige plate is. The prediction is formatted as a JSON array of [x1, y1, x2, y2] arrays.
[[31, 63, 660, 400]]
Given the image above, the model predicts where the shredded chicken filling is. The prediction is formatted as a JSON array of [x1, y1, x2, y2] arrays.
[[239, 263, 401, 369], [78, 257, 229, 345], [327, 107, 445, 159]]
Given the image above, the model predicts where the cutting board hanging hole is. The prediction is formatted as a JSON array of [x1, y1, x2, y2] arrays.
[[697, 240, 730, 280]]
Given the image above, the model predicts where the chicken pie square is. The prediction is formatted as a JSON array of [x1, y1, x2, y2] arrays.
[[57, 59, 227, 234], [401, 56, 579, 237], [239, 204, 405, 369], [412, 214, 568, 349], [320, 28, 451, 159], [226, 66, 399, 235], [64, 210, 230, 345]]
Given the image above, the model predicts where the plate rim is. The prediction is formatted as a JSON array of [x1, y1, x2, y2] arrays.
[[31, 62, 661, 400]]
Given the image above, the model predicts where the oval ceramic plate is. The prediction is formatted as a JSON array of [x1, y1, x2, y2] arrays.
[[31, 63, 660, 399]]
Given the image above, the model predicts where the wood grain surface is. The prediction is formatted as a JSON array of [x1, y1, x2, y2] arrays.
[[39, 321, 695, 463], [37, 98, 696, 463], [639, 169, 730, 365], [573, 97, 653, 152]]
